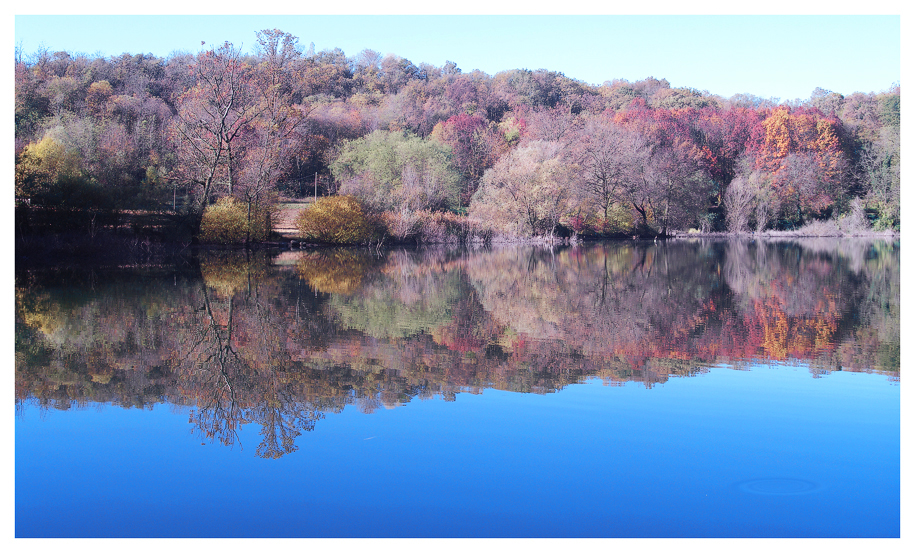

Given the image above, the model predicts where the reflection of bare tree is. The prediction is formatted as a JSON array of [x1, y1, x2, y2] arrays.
[[182, 284, 249, 449], [252, 391, 325, 459], [173, 252, 330, 457], [464, 243, 721, 361], [722, 238, 851, 316]]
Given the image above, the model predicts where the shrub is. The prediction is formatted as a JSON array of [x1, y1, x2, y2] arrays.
[[296, 195, 383, 245], [378, 209, 492, 244], [836, 198, 872, 235], [379, 210, 420, 242], [199, 197, 275, 244], [246, 202, 276, 242], [415, 210, 491, 243]]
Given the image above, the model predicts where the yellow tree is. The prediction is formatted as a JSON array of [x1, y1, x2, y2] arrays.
[[15, 135, 83, 197]]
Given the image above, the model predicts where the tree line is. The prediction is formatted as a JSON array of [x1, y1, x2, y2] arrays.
[[14, 29, 900, 243]]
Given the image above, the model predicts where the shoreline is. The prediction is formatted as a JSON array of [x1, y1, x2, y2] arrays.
[[15, 228, 900, 271]]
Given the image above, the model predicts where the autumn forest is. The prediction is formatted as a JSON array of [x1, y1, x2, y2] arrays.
[[13, 22, 903, 542], [14, 28, 901, 249]]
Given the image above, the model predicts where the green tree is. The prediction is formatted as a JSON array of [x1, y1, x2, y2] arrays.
[[330, 130, 462, 213], [858, 129, 900, 230]]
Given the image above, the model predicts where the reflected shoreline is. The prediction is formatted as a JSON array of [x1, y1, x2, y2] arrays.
[[16, 237, 899, 457]]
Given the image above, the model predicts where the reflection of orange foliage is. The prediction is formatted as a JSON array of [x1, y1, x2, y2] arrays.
[[575, 284, 844, 368], [431, 324, 485, 353], [747, 295, 839, 360]]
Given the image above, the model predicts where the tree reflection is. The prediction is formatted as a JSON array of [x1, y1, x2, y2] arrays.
[[15, 238, 899, 456]]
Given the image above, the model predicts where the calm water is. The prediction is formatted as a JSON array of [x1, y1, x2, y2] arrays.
[[15, 238, 900, 537]]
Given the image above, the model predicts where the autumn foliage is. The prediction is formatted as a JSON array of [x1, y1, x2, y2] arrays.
[[199, 196, 274, 244], [13, 29, 899, 245], [295, 195, 382, 245]]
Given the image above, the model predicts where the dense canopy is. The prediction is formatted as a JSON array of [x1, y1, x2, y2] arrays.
[[14, 29, 900, 243]]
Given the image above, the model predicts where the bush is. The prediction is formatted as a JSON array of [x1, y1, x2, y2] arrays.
[[836, 198, 872, 235], [199, 197, 274, 244], [379, 210, 420, 242], [296, 195, 383, 245], [414, 210, 491, 243], [378, 209, 492, 244]]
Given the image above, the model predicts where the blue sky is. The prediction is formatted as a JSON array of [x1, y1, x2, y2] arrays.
[[13, 8, 902, 102]]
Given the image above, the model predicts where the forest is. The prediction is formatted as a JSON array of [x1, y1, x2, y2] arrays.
[[14, 28, 901, 247]]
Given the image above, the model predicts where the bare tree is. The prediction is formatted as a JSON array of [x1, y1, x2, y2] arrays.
[[235, 30, 311, 238], [571, 117, 648, 221], [645, 142, 712, 235], [724, 174, 756, 232], [470, 140, 572, 238], [170, 42, 260, 209]]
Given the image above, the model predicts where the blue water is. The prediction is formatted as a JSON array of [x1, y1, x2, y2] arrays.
[[15, 363, 899, 538]]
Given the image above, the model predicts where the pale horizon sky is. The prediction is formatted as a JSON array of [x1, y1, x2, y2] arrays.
[[12, 8, 903, 102]]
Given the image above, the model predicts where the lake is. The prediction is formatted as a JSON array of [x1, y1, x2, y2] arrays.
[[14, 238, 900, 538]]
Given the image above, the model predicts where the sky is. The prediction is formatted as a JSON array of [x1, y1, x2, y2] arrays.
[[12, 6, 903, 102]]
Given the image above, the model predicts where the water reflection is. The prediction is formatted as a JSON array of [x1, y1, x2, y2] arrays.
[[15, 238, 899, 457]]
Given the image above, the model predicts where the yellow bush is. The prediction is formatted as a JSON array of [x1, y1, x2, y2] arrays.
[[199, 197, 275, 244], [296, 195, 382, 245], [15, 136, 83, 197]]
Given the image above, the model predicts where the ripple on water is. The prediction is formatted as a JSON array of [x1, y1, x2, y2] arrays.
[[737, 478, 820, 495]]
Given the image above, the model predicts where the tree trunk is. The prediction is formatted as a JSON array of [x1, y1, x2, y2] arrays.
[[633, 202, 649, 228]]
